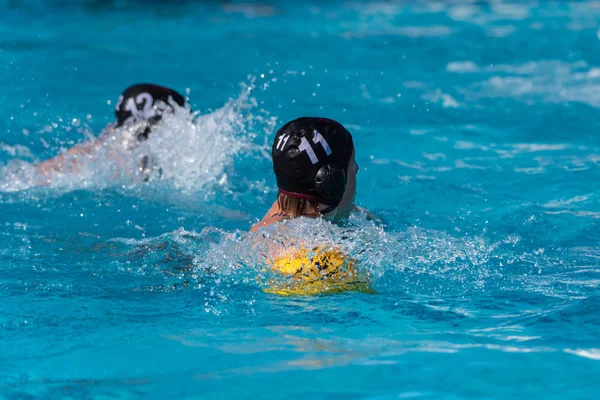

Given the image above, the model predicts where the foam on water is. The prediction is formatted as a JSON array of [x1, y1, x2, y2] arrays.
[[95, 210, 568, 303]]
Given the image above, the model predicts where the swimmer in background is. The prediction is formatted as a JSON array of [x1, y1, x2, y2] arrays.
[[36, 83, 189, 181], [251, 117, 365, 232]]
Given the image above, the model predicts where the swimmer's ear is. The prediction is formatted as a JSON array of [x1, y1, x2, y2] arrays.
[[315, 164, 346, 206]]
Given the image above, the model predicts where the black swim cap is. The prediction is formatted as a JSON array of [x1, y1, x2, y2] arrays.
[[272, 117, 354, 207], [114, 83, 187, 129]]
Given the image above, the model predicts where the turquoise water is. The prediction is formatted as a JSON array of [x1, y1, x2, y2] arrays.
[[2, 0, 600, 398]]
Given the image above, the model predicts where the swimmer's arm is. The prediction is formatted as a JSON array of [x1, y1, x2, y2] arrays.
[[353, 206, 388, 227], [36, 123, 121, 176], [36, 140, 98, 175], [354, 205, 374, 218]]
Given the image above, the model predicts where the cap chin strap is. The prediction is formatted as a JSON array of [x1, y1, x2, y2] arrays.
[[319, 204, 338, 218]]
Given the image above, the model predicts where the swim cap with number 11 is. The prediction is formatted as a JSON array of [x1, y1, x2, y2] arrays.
[[272, 117, 354, 207]]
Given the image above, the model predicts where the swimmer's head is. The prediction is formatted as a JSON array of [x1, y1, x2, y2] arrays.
[[114, 83, 188, 140], [272, 117, 357, 217]]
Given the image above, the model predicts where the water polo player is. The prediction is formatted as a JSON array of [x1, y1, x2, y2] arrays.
[[36, 83, 189, 180], [251, 116, 360, 232], [252, 117, 372, 296]]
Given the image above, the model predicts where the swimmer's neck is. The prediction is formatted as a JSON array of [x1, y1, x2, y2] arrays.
[[250, 200, 333, 232]]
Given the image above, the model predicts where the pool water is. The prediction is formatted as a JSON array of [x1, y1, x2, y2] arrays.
[[1, 1, 600, 398]]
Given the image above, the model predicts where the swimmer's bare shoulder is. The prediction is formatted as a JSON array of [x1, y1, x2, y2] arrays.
[[250, 201, 286, 232]]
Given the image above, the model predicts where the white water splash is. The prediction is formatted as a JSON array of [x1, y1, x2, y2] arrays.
[[0, 81, 274, 196], [103, 210, 562, 298]]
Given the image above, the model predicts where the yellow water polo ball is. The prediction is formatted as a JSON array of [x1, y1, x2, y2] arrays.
[[263, 246, 374, 296]]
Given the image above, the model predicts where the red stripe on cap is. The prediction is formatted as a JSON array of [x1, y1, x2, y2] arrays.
[[278, 188, 321, 203]]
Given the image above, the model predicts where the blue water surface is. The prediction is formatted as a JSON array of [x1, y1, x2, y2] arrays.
[[1, 0, 600, 399]]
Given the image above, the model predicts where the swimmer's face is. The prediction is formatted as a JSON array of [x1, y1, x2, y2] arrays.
[[335, 150, 358, 219]]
